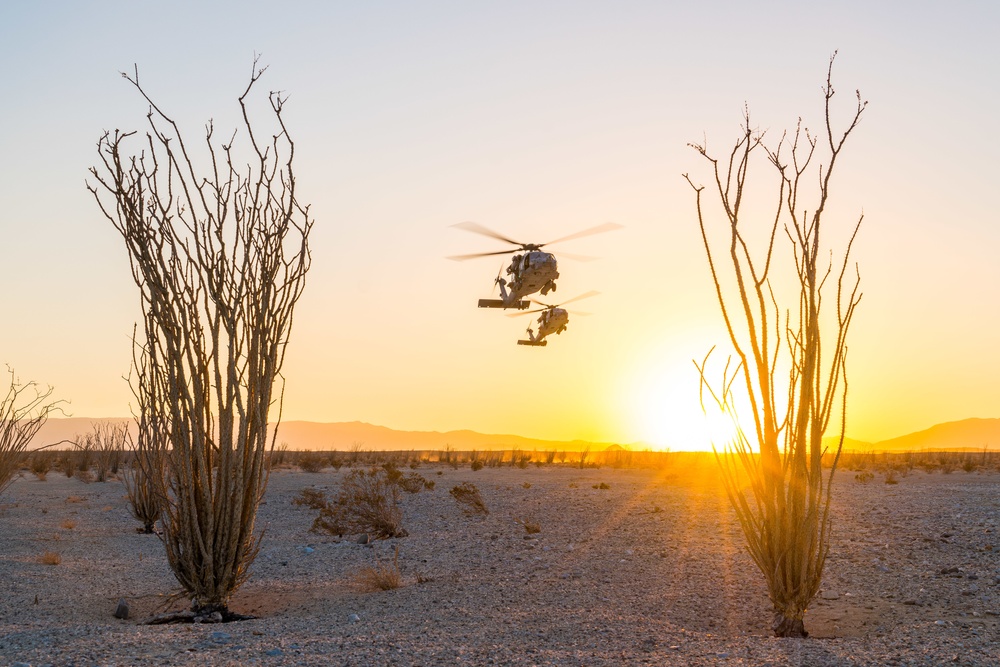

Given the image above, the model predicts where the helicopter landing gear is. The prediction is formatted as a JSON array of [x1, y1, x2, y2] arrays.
[[517, 339, 547, 346]]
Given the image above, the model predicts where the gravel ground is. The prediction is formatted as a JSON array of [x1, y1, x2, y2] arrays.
[[1, 462, 998, 666]]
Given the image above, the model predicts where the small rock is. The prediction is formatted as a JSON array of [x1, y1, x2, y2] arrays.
[[935, 620, 947, 626], [821, 590, 840, 600], [12, 663, 31, 667], [357, 534, 370, 545], [903, 599, 919, 606], [302, 546, 315, 554], [210, 631, 232, 643], [114, 598, 129, 620], [265, 648, 284, 657], [348, 613, 361, 623]]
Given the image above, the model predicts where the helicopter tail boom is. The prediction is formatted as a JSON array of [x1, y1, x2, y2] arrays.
[[478, 299, 530, 310]]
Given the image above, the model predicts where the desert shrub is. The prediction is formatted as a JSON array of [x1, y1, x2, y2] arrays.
[[294, 468, 407, 538], [515, 517, 540, 534], [381, 462, 403, 485], [593, 482, 610, 490], [854, 471, 874, 484], [78, 421, 127, 482], [269, 442, 289, 469], [884, 469, 899, 485], [355, 546, 403, 592], [0, 369, 59, 496], [397, 472, 428, 494], [962, 459, 977, 473], [450, 482, 488, 515], [123, 442, 164, 534], [30, 453, 52, 481], [470, 460, 484, 472], [522, 482, 532, 489], [38, 551, 61, 565], [298, 451, 326, 473], [74, 468, 94, 484], [545, 450, 557, 465], [61, 519, 76, 530], [59, 453, 75, 478]]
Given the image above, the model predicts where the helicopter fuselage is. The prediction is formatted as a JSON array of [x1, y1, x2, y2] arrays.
[[519, 307, 569, 346], [478, 250, 559, 309]]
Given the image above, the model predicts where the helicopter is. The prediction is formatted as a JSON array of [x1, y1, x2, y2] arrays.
[[507, 291, 600, 346], [448, 221, 621, 309]]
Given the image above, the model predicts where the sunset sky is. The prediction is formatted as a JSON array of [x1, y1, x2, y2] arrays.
[[1, 2, 997, 450]]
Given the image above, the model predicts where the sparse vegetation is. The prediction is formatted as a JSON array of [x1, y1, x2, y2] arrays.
[[0, 367, 59, 497], [294, 468, 407, 538], [450, 482, 488, 515], [355, 546, 403, 592], [122, 430, 165, 535], [298, 452, 326, 473], [38, 551, 61, 566], [515, 517, 540, 534]]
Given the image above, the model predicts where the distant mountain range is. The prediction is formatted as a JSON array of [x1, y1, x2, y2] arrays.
[[28, 417, 1000, 452]]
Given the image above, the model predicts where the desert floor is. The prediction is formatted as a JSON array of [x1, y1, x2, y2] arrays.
[[1, 461, 998, 666]]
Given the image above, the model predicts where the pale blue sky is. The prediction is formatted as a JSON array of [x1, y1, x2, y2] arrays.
[[1, 2, 997, 447]]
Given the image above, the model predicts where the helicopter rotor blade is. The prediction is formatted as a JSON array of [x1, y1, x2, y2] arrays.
[[446, 249, 518, 261], [540, 222, 623, 248], [554, 251, 598, 262], [555, 290, 601, 307], [451, 221, 523, 247], [506, 307, 547, 318]]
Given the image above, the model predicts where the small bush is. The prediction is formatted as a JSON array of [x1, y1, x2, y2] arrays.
[[515, 517, 540, 534], [593, 482, 611, 490], [355, 546, 403, 592], [298, 452, 325, 473], [294, 468, 407, 538], [61, 519, 76, 530], [854, 471, 874, 484], [884, 469, 899, 485], [39, 551, 61, 565], [450, 482, 488, 516], [397, 472, 428, 494], [30, 453, 52, 481], [470, 460, 484, 472], [521, 482, 531, 489]]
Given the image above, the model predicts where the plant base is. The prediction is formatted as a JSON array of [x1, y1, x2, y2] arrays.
[[142, 605, 256, 625], [772, 613, 808, 638]]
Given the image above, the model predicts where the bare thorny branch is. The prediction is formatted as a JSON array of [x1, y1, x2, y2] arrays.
[[86, 58, 312, 613], [686, 52, 867, 637]]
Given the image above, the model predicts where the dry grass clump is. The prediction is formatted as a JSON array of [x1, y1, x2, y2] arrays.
[[854, 471, 874, 484], [515, 517, 540, 534], [294, 468, 407, 538], [355, 546, 403, 592], [470, 460, 484, 472], [450, 482, 488, 516], [60, 519, 76, 530], [38, 551, 61, 565]]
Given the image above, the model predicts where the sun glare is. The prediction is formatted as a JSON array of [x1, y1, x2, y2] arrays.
[[628, 357, 743, 453]]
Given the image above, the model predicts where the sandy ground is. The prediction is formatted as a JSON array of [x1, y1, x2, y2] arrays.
[[0, 461, 998, 666]]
